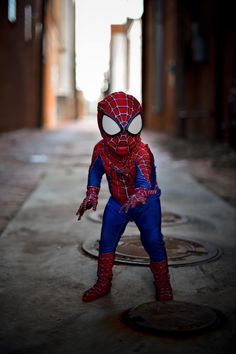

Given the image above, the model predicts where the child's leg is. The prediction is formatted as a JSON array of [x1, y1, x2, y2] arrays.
[[82, 197, 129, 302], [99, 197, 129, 254], [133, 196, 173, 301], [133, 196, 167, 261]]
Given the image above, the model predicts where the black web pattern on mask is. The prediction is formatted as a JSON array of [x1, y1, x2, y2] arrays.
[[103, 92, 141, 125]]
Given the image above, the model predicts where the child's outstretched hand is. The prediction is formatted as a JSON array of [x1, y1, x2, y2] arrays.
[[76, 187, 99, 220], [120, 187, 157, 214]]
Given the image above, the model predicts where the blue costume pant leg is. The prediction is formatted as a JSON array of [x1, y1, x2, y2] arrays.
[[132, 194, 167, 262], [99, 197, 129, 254]]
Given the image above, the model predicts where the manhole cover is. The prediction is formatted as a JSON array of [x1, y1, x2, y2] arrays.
[[88, 210, 188, 227], [82, 235, 222, 266], [124, 301, 220, 334]]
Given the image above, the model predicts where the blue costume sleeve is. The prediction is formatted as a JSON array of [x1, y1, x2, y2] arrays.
[[87, 155, 105, 188], [135, 164, 151, 189], [135, 164, 157, 189]]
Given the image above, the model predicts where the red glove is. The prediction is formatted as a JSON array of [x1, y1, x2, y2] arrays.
[[120, 187, 157, 213], [76, 186, 99, 221]]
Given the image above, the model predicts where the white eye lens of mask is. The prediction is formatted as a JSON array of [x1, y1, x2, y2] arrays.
[[102, 115, 121, 136], [127, 114, 143, 135]]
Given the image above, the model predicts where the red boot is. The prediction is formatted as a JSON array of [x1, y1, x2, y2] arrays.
[[82, 253, 115, 302], [150, 259, 173, 302]]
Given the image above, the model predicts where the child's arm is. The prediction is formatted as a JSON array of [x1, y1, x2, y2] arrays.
[[76, 145, 104, 220]]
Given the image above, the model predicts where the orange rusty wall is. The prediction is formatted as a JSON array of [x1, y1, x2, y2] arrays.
[[42, 0, 77, 128], [0, 0, 43, 132], [142, 0, 153, 129], [42, 0, 60, 129], [162, 0, 177, 134], [143, 0, 177, 135]]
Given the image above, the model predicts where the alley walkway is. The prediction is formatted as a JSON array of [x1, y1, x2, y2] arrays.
[[0, 118, 235, 354]]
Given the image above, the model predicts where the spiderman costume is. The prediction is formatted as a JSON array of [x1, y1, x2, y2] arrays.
[[77, 92, 173, 303]]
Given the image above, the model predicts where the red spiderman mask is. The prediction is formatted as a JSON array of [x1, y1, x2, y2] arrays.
[[97, 92, 143, 156]]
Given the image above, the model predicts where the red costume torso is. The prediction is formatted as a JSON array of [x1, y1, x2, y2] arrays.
[[89, 139, 155, 204]]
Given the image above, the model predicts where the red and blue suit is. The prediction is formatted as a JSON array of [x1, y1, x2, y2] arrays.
[[77, 92, 173, 303]]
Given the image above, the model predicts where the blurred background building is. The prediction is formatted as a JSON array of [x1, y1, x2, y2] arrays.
[[109, 19, 142, 103], [0, 0, 77, 131], [0, 0, 235, 147], [142, 0, 236, 147]]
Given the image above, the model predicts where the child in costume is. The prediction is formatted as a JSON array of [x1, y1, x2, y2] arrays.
[[76, 92, 173, 303]]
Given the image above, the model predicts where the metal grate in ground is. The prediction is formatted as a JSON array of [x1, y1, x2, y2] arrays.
[[123, 301, 221, 335], [81, 235, 222, 266]]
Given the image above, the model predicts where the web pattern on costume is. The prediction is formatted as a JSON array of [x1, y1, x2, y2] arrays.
[[101, 91, 141, 125]]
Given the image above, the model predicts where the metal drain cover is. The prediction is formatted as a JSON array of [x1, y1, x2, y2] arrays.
[[124, 301, 220, 334], [88, 210, 188, 227], [82, 235, 221, 266]]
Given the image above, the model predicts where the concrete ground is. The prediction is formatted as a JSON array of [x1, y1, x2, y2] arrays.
[[0, 118, 235, 354]]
